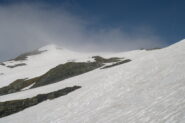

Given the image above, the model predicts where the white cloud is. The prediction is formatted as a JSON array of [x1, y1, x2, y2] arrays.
[[0, 2, 166, 61]]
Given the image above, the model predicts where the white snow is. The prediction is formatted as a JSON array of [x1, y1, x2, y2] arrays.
[[1, 39, 185, 123], [0, 45, 100, 87], [21, 83, 35, 91]]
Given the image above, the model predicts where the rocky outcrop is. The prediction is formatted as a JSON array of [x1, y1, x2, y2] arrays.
[[11, 50, 47, 61], [0, 86, 81, 118], [6, 63, 26, 68], [0, 62, 5, 66], [29, 56, 129, 88], [0, 56, 129, 96], [0, 77, 40, 96], [92, 56, 122, 63], [32, 62, 103, 88], [101, 59, 131, 69]]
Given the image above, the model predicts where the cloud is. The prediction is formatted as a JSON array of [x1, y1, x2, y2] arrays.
[[0, 2, 166, 61]]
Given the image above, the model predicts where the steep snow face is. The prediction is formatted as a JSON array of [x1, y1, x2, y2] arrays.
[[1, 39, 185, 123], [0, 44, 145, 87]]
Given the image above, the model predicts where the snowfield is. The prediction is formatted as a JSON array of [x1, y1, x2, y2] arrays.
[[1, 39, 185, 123]]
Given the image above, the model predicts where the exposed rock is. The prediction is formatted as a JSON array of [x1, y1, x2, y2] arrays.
[[0, 61, 102, 95], [0, 62, 5, 66], [7, 63, 26, 68], [0, 86, 81, 118], [0, 77, 40, 96], [32, 62, 103, 88], [0, 56, 126, 96], [101, 59, 131, 69], [140, 47, 161, 51], [0, 73, 4, 75], [92, 56, 122, 63], [146, 48, 161, 51], [11, 50, 47, 61]]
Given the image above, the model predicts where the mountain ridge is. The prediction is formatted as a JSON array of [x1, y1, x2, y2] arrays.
[[1, 39, 185, 123]]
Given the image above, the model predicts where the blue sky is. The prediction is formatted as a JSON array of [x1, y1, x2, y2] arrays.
[[1, 0, 184, 44], [0, 0, 184, 60]]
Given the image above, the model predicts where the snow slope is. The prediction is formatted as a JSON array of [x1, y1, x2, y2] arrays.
[[0, 44, 98, 87], [1, 39, 185, 123]]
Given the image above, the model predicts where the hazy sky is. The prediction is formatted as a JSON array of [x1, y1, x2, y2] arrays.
[[0, 0, 184, 61]]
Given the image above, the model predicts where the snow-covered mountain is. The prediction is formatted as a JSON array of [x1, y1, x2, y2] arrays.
[[1, 39, 185, 123]]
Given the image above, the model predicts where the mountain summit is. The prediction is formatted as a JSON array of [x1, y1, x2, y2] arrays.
[[39, 44, 62, 51], [0, 39, 185, 123]]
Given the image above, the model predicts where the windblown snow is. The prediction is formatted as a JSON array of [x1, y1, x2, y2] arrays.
[[1, 39, 185, 123]]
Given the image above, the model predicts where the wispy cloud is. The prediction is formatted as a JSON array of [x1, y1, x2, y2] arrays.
[[0, 2, 166, 61]]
